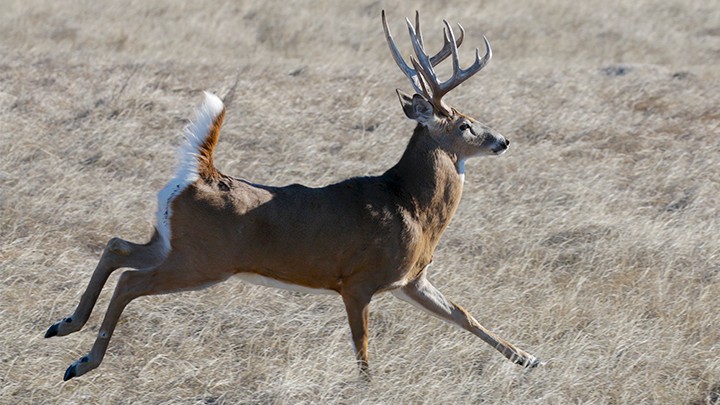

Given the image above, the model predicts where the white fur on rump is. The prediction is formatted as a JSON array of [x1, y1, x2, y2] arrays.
[[155, 92, 225, 252]]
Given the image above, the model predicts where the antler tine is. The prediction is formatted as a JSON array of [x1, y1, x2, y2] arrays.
[[429, 23, 465, 66], [406, 17, 439, 87], [415, 11, 424, 50], [410, 13, 465, 69], [444, 20, 461, 80], [382, 10, 491, 116], [406, 16, 452, 114], [409, 55, 431, 99], [382, 10, 424, 94], [436, 27, 492, 97]]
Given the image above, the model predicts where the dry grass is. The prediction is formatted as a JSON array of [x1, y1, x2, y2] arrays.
[[2, 0, 720, 403]]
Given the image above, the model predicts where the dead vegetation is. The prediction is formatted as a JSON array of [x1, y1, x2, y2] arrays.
[[1, 0, 720, 403]]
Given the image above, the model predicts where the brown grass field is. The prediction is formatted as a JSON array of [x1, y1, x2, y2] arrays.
[[2, 0, 720, 403]]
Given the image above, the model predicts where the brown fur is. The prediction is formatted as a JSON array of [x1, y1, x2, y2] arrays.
[[172, 124, 463, 293], [196, 108, 225, 180], [45, 16, 538, 380]]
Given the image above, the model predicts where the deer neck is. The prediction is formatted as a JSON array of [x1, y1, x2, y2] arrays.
[[385, 124, 465, 236]]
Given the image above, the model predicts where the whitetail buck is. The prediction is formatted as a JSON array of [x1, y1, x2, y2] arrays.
[[46, 11, 540, 381]]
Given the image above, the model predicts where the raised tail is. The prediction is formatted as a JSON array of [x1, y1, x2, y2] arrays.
[[176, 91, 226, 181], [155, 92, 225, 252]]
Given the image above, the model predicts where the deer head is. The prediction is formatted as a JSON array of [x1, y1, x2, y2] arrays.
[[382, 11, 509, 168]]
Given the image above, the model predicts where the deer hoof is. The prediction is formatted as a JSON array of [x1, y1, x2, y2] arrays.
[[526, 357, 542, 368], [64, 356, 92, 381], [511, 352, 542, 368], [45, 317, 79, 338], [45, 323, 59, 338], [520, 354, 542, 368], [63, 364, 77, 381]]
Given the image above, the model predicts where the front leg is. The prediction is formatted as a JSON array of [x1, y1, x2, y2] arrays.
[[391, 276, 540, 367], [341, 290, 373, 375]]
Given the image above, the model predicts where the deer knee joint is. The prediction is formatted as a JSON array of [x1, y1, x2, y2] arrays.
[[107, 238, 131, 256]]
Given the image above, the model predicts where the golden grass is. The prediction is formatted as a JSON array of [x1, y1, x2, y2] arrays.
[[2, 0, 720, 403]]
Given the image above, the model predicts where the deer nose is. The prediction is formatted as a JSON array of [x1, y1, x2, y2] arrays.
[[505, 138, 510, 147]]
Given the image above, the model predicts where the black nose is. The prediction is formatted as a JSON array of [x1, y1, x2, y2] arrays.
[[505, 138, 510, 147]]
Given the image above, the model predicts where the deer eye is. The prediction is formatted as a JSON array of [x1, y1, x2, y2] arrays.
[[459, 123, 471, 132]]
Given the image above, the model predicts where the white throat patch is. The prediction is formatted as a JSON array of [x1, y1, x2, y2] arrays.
[[457, 159, 466, 183]]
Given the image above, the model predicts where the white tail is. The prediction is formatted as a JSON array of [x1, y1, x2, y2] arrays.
[[156, 92, 225, 252], [46, 11, 539, 381]]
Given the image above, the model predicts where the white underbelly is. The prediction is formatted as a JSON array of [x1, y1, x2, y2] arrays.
[[235, 273, 339, 295]]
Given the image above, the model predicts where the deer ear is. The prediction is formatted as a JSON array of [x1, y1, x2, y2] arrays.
[[396, 90, 435, 124], [411, 94, 434, 124], [396, 89, 415, 119]]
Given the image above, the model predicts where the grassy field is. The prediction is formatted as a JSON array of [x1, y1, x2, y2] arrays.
[[2, 0, 720, 403]]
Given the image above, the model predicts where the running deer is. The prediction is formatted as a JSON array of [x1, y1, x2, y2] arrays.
[[46, 11, 540, 381]]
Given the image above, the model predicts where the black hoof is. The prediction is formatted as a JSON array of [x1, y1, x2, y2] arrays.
[[521, 356, 543, 368], [64, 364, 77, 381], [45, 323, 59, 338]]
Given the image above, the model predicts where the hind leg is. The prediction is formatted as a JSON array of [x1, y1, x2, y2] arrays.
[[45, 230, 167, 338], [62, 254, 229, 381]]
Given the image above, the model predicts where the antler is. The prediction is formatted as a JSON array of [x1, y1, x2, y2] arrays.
[[382, 10, 464, 97], [382, 10, 491, 116]]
